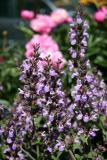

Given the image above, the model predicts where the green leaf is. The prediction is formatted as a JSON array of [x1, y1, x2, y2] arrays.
[[75, 154, 83, 160], [18, 26, 33, 37], [73, 143, 81, 151], [100, 115, 106, 124], [87, 152, 93, 158], [34, 116, 42, 127], [0, 99, 10, 106], [56, 152, 62, 159], [94, 56, 107, 67], [80, 134, 88, 144]]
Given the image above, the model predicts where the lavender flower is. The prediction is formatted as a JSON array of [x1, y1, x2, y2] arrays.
[[68, 12, 107, 143], [4, 103, 33, 159], [3, 45, 71, 158]]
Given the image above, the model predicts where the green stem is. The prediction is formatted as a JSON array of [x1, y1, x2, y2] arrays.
[[21, 148, 35, 160], [36, 145, 40, 160], [69, 150, 76, 160]]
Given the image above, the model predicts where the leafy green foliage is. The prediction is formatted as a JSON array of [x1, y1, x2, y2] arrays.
[[87, 16, 107, 81], [0, 42, 24, 104]]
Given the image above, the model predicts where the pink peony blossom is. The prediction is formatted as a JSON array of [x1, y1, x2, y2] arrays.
[[51, 8, 72, 25], [20, 10, 34, 20], [25, 34, 66, 68], [30, 14, 55, 33], [101, 7, 107, 15], [94, 7, 107, 22]]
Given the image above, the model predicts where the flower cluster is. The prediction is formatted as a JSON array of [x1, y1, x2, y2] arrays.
[[20, 10, 34, 20], [0, 105, 4, 151], [19, 46, 71, 154], [2, 45, 69, 159], [51, 8, 72, 26], [23, 8, 71, 66], [30, 14, 55, 34], [94, 7, 107, 22], [25, 34, 66, 68], [21, 9, 72, 34], [68, 12, 107, 141], [0, 104, 10, 152], [3, 102, 34, 159], [30, 9, 72, 34], [0, 105, 5, 137]]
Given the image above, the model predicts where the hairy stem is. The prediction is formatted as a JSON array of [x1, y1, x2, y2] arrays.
[[69, 150, 76, 160], [21, 148, 35, 160]]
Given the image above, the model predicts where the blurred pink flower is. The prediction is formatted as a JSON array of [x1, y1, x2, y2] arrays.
[[20, 10, 34, 20], [30, 14, 55, 33], [51, 8, 72, 25], [102, 7, 107, 15], [94, 7, 107, 22], [25, 34, 66, 68], [94, 11, 105, 22]]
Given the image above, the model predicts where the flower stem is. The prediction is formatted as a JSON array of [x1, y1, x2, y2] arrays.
[[36, 145, 40, 160], [21, 148, 35, 160], [69, 150, 76, 160]]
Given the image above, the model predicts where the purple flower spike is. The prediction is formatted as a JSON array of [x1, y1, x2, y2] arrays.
[[68, 11, 107, 143]]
